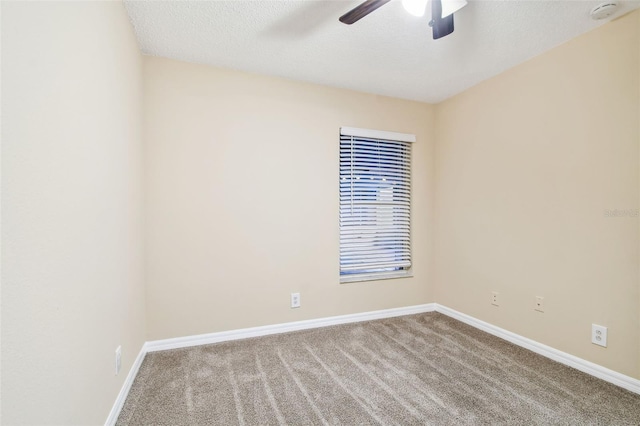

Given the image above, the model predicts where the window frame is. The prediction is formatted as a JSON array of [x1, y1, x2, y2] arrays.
[[339, 127, 415, 284]]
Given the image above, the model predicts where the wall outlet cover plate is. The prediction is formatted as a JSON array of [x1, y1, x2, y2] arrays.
[[591, 324, 607, 347]]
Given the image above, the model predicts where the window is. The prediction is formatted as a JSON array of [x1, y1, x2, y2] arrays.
[[339, 127, 414, 283]]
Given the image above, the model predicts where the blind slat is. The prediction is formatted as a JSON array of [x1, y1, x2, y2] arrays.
[[341, 261, 412, 272]]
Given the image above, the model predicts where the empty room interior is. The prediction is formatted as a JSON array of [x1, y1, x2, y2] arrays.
[[2, 0, 640, 424]]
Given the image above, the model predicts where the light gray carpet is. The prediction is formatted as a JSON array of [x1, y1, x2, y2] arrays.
[[117, 313, 640, 425]]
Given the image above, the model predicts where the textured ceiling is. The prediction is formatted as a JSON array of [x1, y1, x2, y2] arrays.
[[124, 0, 640, 103]]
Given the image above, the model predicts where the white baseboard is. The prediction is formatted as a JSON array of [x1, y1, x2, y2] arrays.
[[145, 303, 437, 352], [435, 304, 640, 395], [104, 344, 147, 426]]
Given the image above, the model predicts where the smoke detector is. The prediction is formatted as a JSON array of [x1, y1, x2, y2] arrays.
[[590, 2, 619, 20]]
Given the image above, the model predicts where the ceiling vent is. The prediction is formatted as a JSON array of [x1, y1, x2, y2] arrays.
[[590, 2, 619, 20]]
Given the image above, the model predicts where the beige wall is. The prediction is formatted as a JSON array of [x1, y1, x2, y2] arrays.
[[143, 56, 434, 340], [434, 11, 640, 379], [1, 2, 146, 424]]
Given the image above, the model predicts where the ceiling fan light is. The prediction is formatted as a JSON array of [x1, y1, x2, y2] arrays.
[[441, 0, 468, 18], [402, 0, 428, 17]]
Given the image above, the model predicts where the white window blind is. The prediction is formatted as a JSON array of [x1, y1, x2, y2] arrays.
[[339, 128, 413, 283]]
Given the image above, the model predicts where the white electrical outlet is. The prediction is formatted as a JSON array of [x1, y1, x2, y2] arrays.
[[592, 324, 608, 347], [291, 292, 301, 308], [491, 291, 499, 306], [115, 346, 122, 375], [534, 296, 544, 312]]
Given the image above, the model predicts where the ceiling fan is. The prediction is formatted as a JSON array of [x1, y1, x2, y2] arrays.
[[339, 0, 468, 40]]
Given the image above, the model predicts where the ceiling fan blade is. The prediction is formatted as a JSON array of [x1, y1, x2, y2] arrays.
[[339, 0, 392, 25], [431, 0, 454, 39]]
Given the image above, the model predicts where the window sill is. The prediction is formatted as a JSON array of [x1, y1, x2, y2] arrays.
[[340, 270, 413, 284]]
